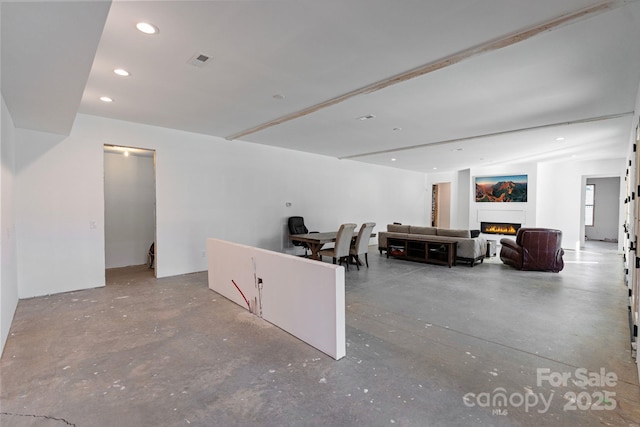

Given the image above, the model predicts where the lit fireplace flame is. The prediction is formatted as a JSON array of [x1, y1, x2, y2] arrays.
[[485, 225, 517, 234]]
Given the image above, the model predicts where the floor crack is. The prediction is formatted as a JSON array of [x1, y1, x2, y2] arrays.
[[1, 411, 76, 426]]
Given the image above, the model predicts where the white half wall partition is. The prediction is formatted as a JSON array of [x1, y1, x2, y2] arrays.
[[207, 238, 345, 360], [1, 96, 19, 357]]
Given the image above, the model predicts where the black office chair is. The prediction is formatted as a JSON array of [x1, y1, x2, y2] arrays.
[[288, 216, 316, 257]]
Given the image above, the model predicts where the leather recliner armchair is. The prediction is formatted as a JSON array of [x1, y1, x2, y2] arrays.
[[500, 228, 564, 272]]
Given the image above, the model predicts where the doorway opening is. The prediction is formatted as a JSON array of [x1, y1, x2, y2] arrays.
[[431, 182, 451, 228], [583, 176, 620, 247], [104, 145, 157, 284]]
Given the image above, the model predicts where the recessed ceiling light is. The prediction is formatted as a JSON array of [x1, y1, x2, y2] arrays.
[[100, 96, 113, 103], [136, 22, 159, 35], [114, 68, 130, 77], [556, 137, 565, 141], [433, 167, 438, 170], [392, 127, 402, 131], [358, 114, 375, 121], [391, 158, 397, 162]]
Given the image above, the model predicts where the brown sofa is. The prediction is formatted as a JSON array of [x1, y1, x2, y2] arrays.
[[378, 224, 486, 266], [499, 228, 564, 272]]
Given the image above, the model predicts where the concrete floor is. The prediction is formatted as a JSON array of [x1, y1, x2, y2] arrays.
[[1, 241, 639, 426]]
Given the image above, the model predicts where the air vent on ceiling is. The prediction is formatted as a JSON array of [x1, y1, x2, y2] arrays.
[[187, 52, 212, 68], [358, 114, 376, 121]]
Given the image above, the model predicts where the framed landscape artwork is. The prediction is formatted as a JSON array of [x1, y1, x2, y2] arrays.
[[475, 174, 528, 202]]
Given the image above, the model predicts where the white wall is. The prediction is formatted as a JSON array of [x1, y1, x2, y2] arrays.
[[470, 163, 538, 230], [15, 127, 106, 298], [428, 164, 536, 234], [1, 96, 18, 356], [14, 114, 427, 297], [586, 177, 621, 242], [537, 158, 625, 251], [104, 151, 155, 268], [456, 169, 471, 229], [425, 159, 624, 251]]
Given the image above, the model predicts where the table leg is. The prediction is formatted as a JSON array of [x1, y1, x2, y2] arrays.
[[448, 243, 457, 267], [308, 243, 322, 260]]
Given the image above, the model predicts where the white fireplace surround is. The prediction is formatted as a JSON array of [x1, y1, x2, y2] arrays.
[[477, 209, 526, 225]]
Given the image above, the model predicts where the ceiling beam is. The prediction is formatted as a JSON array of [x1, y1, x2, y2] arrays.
[[339, 112, 634, 160], [226, 0, 636, 142]]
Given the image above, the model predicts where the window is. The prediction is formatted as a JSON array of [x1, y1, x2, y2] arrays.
[[585, 184, 595, 226]]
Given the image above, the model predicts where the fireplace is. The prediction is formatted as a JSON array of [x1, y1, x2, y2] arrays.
[[481, 222, 521, 236]]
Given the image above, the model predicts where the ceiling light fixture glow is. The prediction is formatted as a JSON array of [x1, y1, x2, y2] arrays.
[[99, 96, 113, 103], [391, 158, 397, 162], [136, 22, 159, 35], [556, 137, 566, 141], [114, 68, 130, 77]]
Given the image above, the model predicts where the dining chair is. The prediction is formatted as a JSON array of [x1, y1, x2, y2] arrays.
[[319, 223, 357, 270], [350, 222, 376, 270]]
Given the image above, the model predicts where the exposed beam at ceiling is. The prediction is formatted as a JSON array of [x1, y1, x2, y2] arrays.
[[340, 111, 634, 159], [226, 0, 637, 142]]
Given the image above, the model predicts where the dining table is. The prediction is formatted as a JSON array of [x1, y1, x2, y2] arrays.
[[289, 231, 376, 261]]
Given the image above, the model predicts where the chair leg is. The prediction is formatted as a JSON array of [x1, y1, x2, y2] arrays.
[[332, 257, 336, 264], [365, 253, 369, 268], [354, 255, 360, 271]]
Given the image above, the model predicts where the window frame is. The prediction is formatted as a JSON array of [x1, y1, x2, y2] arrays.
[[585, 183, 595, 227]]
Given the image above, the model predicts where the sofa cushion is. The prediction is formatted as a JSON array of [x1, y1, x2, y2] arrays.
[[437, 228, 470, 238], [409, 226, 437, 235], [388, 224, 410, 233]]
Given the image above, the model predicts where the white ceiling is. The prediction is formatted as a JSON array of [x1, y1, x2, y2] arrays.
[[3, 0, 640, 173]]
